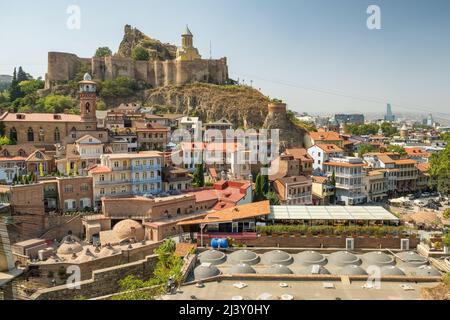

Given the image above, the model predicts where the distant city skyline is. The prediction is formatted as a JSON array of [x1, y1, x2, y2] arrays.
[[0, 0, 449, 116]]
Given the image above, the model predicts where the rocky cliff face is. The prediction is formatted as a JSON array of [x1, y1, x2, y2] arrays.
[[144, 83, 270, 128], [116, 25, 177, 61], [263, 108, 307, 149]]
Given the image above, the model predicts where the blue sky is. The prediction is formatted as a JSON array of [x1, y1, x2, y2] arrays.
[[1, 0, 449, 115]]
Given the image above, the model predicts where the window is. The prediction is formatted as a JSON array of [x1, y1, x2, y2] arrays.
[[135, 172, 139, 180], [114, 161, 119, 168], [27, 127, 34, 142], [100, 188, 105, 195], [111, 187, 116, 195], [64, 185, 74, 193], [100, 174, 105, 181], [9, 127, 17, 142], [80, 183, 89, 192]]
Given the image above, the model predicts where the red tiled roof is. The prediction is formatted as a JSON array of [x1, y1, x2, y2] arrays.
[[309, 131, 341, 141], [88, 165, 112, 174], [314, 144, 344, 153]]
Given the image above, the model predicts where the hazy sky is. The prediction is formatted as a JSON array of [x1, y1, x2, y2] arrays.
[[1, 0, 449, 116]]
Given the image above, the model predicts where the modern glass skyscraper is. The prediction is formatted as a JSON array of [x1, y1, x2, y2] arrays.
[[384, 104, 395, 122]]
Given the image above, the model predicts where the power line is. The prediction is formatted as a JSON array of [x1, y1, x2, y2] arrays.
[[232, 72, 450, 118]]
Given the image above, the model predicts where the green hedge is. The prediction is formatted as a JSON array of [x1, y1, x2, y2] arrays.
[[256, 225, 406, 237]]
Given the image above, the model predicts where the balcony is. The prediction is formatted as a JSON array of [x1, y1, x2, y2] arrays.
[[96, 179, 132, 186], [132, 165, 161, 171], [111, 166, 131, 172]]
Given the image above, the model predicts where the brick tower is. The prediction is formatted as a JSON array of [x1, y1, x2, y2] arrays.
[[79, 73, 97, 123]]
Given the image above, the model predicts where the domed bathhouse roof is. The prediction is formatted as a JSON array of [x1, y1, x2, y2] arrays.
[[362, 251, 395, 266], [56, 236, 83, 256], [193, 263, 221, 280], [74, 247, 97, 263], [228, 263, 257, 275], [415, 265, 441, 277], [264, 264, 293, 275], [112, 219, 145, 243], [296, 251, 327, 266], [396, 251, 428, 267], [228, 250, 260, 265], [198, 249, 227, 265], [380, 265, 406, 276], [328, 251, 361, 266], [299, 265, 331, 275], [97, 244, 120, 258], [339, 265, 368, 276], [261, 250, 293, 266]]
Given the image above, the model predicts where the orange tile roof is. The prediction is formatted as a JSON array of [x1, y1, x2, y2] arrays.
[[0, 156, 26, 162], [285, 148, 313, 162], [394, 159, 417, 165], [312, 176, 328, 184], [309, 131, 341, 141], [1, 112, 81, 122], [314, 144, 344, 153], [177, 200, 270, 226], [405, 147, 430, 157], [324, 161, 365, 168], [88, 165, 112, 174], [416, 163, 430, 172]]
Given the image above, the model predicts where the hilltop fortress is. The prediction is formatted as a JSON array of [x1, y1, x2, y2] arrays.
[[45, 25, 229, 89]]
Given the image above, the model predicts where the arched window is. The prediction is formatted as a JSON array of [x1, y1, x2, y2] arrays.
[[27, 127, 34, 142], [85, 102, 91, 113], [9, 127, 17, 142], [54, 128, 61, 142]]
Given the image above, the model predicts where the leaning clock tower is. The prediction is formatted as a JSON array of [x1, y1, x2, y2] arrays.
[[78, 73, 97, 125]]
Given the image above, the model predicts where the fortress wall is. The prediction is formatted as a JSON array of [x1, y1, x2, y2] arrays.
[[176, 60, 209, 85], [134, 60, 149, 83], [46, 52, 229, 89], [91, 57, 106, 81], [45, 52, 83, 89], [163, 60, 177, 86]]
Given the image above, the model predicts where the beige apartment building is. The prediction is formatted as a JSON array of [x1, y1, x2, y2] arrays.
[[88, 151, 163, 209]]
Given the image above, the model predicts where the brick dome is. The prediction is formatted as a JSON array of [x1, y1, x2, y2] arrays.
[[112, 219, 145, 243]]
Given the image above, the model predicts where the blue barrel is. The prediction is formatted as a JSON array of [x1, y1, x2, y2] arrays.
[[218, 238, 229, 249], [211, 238, 219, 249]]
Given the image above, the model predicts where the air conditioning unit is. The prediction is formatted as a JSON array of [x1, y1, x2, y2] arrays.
[[401, 238, 409, 251], [346, 238, 354, 251]]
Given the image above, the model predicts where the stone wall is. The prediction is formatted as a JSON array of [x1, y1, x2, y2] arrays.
[[45, 52, 228, 90], [30, 254, 159, 300]]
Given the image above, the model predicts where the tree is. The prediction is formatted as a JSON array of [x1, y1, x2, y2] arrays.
[[132, 46, 150, 61], [387, 145, 407, 156], [380, 122, 397, 137], [345, 123, 379, 136], [192, 163, 205, 187], [429, 144, 450, 195], [266, 192, 280, 205], [94, 47, 112, 57], [329, 171, 336, 204], [0, 136, 13, 146], [443, 208, 450, 220], [19, 79, 44, 95], [254, 173, 265, 201], [358, 143, 376, 156], [38, 95, 74, 113], [9, 68, 22, 102]]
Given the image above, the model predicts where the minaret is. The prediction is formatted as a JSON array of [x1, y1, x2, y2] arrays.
[[78, 73, 97, 123]]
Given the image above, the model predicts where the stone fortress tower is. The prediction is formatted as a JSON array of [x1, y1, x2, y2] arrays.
[[263, 101, 306, 150], [45, 25, 229, 89]]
